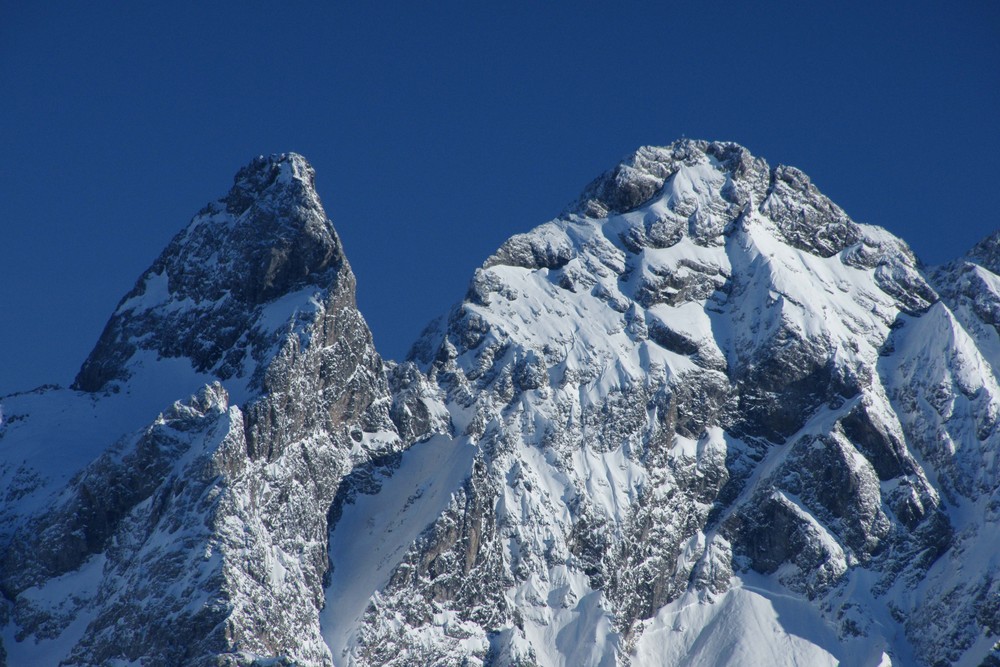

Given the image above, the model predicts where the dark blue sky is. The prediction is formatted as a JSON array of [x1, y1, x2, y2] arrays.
[[2, 2, 998, 395]]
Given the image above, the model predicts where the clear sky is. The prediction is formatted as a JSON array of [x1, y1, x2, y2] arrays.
[[1, 2, 998, 396]]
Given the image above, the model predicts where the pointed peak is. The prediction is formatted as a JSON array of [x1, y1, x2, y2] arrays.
[[222, 152, 317, 215], [73, 153, 350, 393], [151, 152, 343, 308]]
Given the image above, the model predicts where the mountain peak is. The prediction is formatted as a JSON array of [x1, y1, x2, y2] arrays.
[[566, 139, 759, 219], [73, 152, 350, 393], [223, 152, 316, 215], [563, 139, 861, 256], [372, 141, 991, 665], [490, 139, 867, 273]]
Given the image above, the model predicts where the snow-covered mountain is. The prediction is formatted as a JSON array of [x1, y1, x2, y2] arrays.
[[0, 155, 402, 666], [2, 141, 998, 666]]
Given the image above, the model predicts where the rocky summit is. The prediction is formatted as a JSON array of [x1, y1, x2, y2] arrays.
[[1, 141, 998, 666]]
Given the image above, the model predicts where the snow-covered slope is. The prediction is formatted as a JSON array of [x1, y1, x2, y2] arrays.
[[1, 141, 997, 667]]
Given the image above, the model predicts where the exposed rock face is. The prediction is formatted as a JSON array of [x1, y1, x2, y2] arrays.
[[2, 142, 999, 667], [1, 154, 399, 666]]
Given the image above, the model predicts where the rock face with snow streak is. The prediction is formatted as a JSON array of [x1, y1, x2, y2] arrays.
[[1, 154, 400, 666], [2, 142, 999, 667]]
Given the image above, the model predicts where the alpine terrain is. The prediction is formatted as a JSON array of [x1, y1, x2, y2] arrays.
[[1, 140, 998, 666]]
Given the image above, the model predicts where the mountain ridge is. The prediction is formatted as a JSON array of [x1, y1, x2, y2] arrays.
[[2, 140, 998, 666]]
